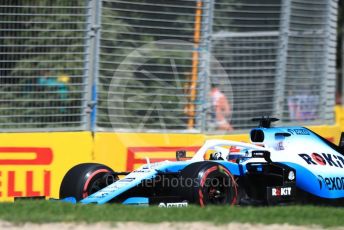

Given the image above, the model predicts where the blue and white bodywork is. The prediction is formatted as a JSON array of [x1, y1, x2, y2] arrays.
[[60, 118, 344, 206], [252, 126, 344, 200]]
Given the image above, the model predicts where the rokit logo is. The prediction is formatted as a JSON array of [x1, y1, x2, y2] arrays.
[[299, 153, 344, 168], [271, 187, 292, 196]]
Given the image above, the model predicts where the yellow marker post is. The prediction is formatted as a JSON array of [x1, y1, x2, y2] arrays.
[[188, 1, 203, 129]]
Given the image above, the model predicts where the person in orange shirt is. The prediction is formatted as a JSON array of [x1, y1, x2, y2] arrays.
[[210, 84, 233, 131]]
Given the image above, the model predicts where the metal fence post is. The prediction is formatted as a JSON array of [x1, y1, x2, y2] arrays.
[[85, 0, 102, 131], [322, 0, 338, 124], [83, 0, 92, 130], [199, 0, 215, 132], [274, 0, 291, 121]]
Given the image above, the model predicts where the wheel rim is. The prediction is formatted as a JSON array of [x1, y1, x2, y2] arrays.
[[205, 176, 228, 204], [88, 172, 118, 195], [83, 169, 117, 198], [88, 176, 106, 194]]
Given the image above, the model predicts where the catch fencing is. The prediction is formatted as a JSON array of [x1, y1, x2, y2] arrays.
[[0, 0, 338, 132], [0, 0, 90, 130]]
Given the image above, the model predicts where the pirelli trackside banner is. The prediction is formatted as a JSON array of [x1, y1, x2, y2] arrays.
[[0, 132, 92, 201]]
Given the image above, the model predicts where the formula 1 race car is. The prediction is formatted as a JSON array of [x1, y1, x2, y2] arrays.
[[59, 118, 344, 206]]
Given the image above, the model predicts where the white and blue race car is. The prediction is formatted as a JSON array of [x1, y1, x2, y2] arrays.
[[59, 118, 344, 206]]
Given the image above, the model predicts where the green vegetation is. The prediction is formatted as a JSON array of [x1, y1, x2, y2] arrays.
[[0, 201, 343, 227]]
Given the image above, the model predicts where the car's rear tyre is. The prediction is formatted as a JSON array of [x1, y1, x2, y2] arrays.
[[59, 163, 118, 201], [179, 161, 237, 206]]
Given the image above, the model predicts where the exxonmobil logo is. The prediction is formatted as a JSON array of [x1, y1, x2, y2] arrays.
[[0, 147, 53, 198]]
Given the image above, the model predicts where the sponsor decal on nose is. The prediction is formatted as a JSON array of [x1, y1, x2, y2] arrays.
[[299, 153, 344, 168]]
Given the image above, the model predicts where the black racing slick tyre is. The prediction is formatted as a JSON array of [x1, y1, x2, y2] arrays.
[[179, 162, 237, 206], [59, 163, 118, 201]]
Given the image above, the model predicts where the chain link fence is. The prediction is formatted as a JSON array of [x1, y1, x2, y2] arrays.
[[209, 0, 282, 130], [210, 31, 279, 130], [0, 0, 89, 130], [0, 0, 339, 132], [96, 0, 212, 131], [279, 0, 338, 125], [207, 0, 337, 131]]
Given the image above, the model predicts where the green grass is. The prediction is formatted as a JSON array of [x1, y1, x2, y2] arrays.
[[0, 201, 343, 227]]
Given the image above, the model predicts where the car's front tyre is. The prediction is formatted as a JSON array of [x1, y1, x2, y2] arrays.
[[59, 163, 118, 201]]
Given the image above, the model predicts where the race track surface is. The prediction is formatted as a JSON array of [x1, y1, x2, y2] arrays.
[[0, 222, 338, 230]]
